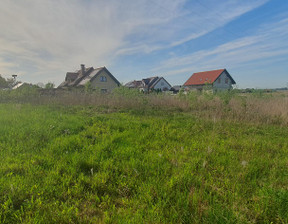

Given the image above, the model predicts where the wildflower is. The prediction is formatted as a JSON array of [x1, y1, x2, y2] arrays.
[[241, 160, 248, 167]]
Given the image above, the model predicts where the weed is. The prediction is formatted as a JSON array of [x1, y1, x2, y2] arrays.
[[0, 91, 287, 223]]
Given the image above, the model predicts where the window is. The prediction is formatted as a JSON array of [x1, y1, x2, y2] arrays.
[[100, 76, 107, 82], [101, 89, 107, 93], [161, 82, 164, 86], [225, 78, 229, 84], [218, 78, 221, 83]]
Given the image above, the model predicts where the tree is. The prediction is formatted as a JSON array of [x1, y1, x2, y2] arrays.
[[0, 75, 8, 88], [45, 82, 55, 89], [85, 81, 93, 93]]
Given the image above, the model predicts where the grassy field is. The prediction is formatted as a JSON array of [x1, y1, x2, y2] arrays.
[[0, 89, 287, 223]]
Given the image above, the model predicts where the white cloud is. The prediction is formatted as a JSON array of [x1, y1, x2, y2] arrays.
[[0, 0, 271, 85], [115, 0, 269, 55], [0, 0, 186, 84], [151, 16, 288, 88]]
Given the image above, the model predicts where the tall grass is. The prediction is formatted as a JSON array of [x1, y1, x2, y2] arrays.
[[0, 102, 287, 223], [1, 87, 287, 125]]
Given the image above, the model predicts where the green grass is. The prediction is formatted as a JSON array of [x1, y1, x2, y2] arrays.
[[0, 102, 287, 223]]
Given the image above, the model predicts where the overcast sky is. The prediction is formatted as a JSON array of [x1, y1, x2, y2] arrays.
[[0, 0, 287, 88]]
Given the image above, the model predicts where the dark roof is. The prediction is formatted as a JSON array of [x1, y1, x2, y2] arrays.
[[69, 67, 94, 86], [146, 77, 160, 88], [65, 72, 78, 81], [125, 80, 143, 88], [125, 76, 171, 90], [184, 69, 236, 86]]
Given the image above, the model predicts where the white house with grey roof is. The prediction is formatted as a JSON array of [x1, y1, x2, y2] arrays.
[[125, 76, 171, 92]]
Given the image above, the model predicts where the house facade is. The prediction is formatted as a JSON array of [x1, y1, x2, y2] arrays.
[[125, 76, 171, 92], [58, 64, 120, 92], [183, 69, 236, 92]]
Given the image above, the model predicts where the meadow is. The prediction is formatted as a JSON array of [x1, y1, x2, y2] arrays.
[[0, 88, 287, 223]]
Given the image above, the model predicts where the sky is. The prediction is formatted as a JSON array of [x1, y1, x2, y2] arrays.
[[0, 0, 288, 89]]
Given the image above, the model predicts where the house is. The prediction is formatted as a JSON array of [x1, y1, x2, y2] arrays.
[[125, 80, 143, 89], [170, 85, 183, 94], [183, 69, 236, 92], [125, 76, 171, 92], [9, 82, 39, 91], [12, 82, 26, 89], [58, 64, 120, 93]]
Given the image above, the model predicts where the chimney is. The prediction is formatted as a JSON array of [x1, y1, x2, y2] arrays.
[[81, 64, 85, 76]]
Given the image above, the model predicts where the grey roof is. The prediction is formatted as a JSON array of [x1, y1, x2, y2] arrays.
[[125, 76, 171, 90], [77, 67, 103, 86], [65, 72, 78, 81], [69, 67, 94, 87], [146, 77, 159, 88], [12, 82, 25, 89], [124, 80, 143, 88]]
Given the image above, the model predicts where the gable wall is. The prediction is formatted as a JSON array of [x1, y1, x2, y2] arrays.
[[90, 70, 119, 92], [213, 71, 233, 90], [153, 78, 171, 91]]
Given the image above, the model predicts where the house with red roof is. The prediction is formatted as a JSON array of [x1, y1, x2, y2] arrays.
[[183, 69, 236, 92]]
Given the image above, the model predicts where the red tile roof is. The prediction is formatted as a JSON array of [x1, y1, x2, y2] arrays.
[[184, 69, 225, 86]]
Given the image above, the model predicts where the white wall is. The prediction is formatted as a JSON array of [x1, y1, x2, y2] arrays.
[[153, 78, 171, 91]]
